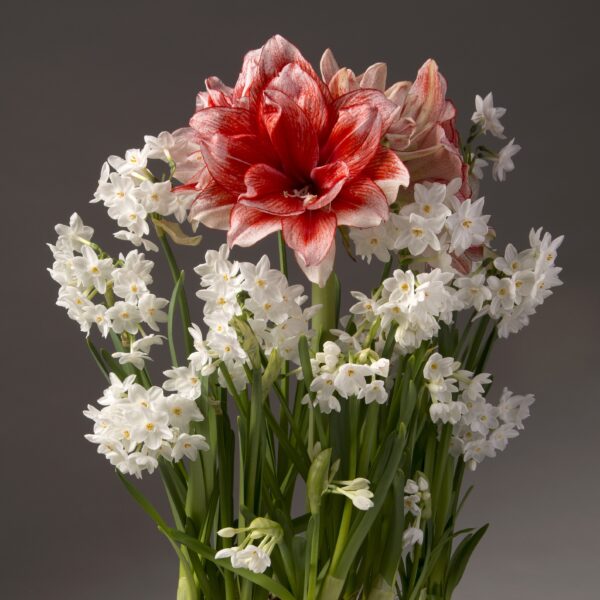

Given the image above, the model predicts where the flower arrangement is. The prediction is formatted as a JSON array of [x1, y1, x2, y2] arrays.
[[48, 35, 563, 600]]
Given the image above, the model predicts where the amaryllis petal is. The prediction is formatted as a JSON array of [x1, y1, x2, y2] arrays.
[[190, 108, 264, 194], [334, 89, 400, 132], [320, 49, 340, 84], [282, 211, 337, 266], [358, 63, 387, 92], [308, 161, 350, 210], [228, 204, 282, 247], [400, 59, 447, 135], [295, 242, 336, 287], [261, 89, 319, 181], [362, 146, 410, 204], [268, 63, 331, 139], [258, 34, 315, 84], [322, 104, 382, 178], [188, 170, 236, 230], [241, 163, 293, 199], [333, 178, 389, 227], [239, 194, 305, 216]]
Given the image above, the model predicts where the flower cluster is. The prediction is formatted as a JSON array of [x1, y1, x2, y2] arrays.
[[194, 244, 319, 390], [350, 179, 490, 267], [480, 228, 563, 337], [215, 518, 283, 574], [49, 214, 169, 365], [402, 475, 431, 554], [306, 341, 390, 413], [348, 267, 459, 355], [423, 353, 534, 470], [91, 131, 202, 251], [84, 374, 208, 478]]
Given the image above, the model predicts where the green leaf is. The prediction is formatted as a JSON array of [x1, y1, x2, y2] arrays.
[[167, 271, 185, 367], [444, 524, 489, 598], [86, 338, 110, 381], [167, 528, 296, 600]]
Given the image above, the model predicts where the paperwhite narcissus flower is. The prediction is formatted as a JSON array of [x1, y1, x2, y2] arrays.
[[394, 213, 445, 255], [454, 275, 492, 311], [403, 183, 452, 220], [71, 246, 113, 293], [446, 197, 490, 255], [138, 293, 168, 331], [423, 353, 458, 380], [471, 158, 488, 180], [402, 527, 424, 553], [471, 92, 507, 138], [163, 366, 202, 400], [329, 478, 375, 511], [54, 213, 94, 251], [492, 138, 521, 181], [171, 433, 209, 461], [334, 363, 374, 399], [105, 301, 142, 335]]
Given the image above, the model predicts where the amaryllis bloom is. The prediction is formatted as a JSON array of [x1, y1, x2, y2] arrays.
[[320, 51, 470, 201], [183, 35, 409, 285]]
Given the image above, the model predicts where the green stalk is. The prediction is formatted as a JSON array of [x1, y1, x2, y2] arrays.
[[311, 272, 339, 347]]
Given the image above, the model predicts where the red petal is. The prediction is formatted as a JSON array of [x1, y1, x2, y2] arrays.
[[239, 164, 304, 215], [190, 107, 276, 195], [332, 178, 389, 228], [188, 170, 236, 230], [322, 103, 382, 178], [362, 146, 410, 204], [241, 163, 293, 198], [258, 35, 316, 85], [227, 204, 282, 247], [308, 161, 349, 210], [267, 62, 331, 140], [282, 210, 337, 266], [295, 243, 336, 286], [260, 89, 319, 181], [334, 88, 400, 132]]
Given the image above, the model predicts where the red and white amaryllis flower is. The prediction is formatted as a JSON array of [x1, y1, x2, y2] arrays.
[[183, 35, 409, 285], [320, 51, 470, 201]]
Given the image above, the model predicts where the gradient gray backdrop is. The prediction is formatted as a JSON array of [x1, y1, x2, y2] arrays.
[[2, 1, 598, 598]]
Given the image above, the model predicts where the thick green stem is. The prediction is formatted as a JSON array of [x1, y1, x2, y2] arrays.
[[311, 272, 339, 348]]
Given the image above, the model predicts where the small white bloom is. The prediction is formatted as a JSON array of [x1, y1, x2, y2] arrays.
[[71, 246, 113, 293], [446, 197, 490, 255], [171, 432, 209, 461], [492, 138, 521, 182], [106, 301, 142, 335], [471, 92, 507, 138]]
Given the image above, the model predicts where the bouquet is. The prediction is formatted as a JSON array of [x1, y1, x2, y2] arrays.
[[48, 35, 564, 600]]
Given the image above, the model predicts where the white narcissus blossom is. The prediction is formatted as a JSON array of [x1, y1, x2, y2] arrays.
[[471, 158, 488, 180], [138, 293, 168, 331], [492, 138, 521, 181], [108, 148, 149, 175], [349, 223, 393, 264], [334, 363, 374, 399], [454, 275, 492, 311], [394, 213, 446, 255], [171, 433, 209, 461], [135, 180, 173, 216], [163, 366, 202, 400], [471, 92, 507, 138], [402, 527, 424, 553], [423, 353, 458, 380], [106, 301, 142, 335], [446, 197, 490, 255], [357, 380, 388, 404], [402, 183, 452, 220], [330, 478, 374, 511], [54, 213, 94, 251], [71, 246, 113, 293]]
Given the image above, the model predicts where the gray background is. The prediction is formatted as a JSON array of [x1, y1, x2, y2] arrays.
[[2, 0, 598, 598]]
